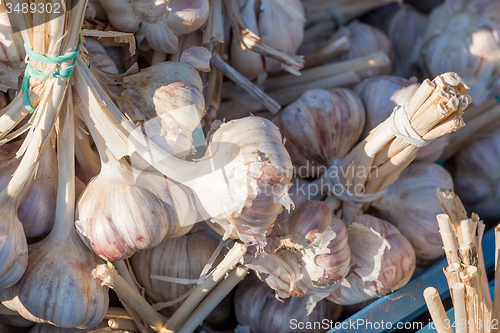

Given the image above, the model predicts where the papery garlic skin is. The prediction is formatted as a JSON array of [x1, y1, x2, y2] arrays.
[[244, 200, 350, 310], [117, 62, 205, 160], [421, 0, 500, 104], [372, 163, 453, 264], [201, 117, 293, 245], [455, 129, 500, 220], [76, 158, 195, 261], [130, 225, 223, 313], [84, 38, 119, 74], [354, 76, 448, 162], [328, 215, 415, 305], [29, 322, 108, 332], [230, 0, 305, 79], [274, 88, 365, 177], [99, 0, 209, 53], [235, 275, 342, 333], [0, 213, 28, 289]]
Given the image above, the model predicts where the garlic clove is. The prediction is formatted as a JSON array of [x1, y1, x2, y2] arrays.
[[274, 88, 365, 177], [372, 162, 453, 264], [328, 215, 415, 305], [0, 211, 28, 289]]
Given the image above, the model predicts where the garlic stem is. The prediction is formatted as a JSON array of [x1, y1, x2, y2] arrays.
[[93, 262, 168, 332], [494, 225, 500, 324], [108, 318, 138, 331], [0, 94, 29, 141], [437, 214, 460, 265], [451, 283, 467, 333], [151, 51, 167, 65], [74, 116, 101, 183], [165, 242, 247, 331], [424, 287, 453, 333], [177, 266, 249, 333], [304, 35, 350, 68]]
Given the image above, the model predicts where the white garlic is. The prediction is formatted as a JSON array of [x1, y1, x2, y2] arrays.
[[99, 0, 209, 53], [454, 129, 500, 220], [328, 214, 415, 305], [372, 162, 453, 264], [84, 38, 119, 74], [274, 88, 365, 177], [229, 0, 305, 79], [235, 275, 342, 333], [29, 323, 107, 332]]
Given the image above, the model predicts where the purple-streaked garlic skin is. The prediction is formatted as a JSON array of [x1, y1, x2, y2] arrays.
[[328, 215, 415, 305], [129, 225, 223, 314], [99, 0, 209, 53], [454, 129, 500, 220], [204, 117, 293, 246], [274, 88, 365, 177], [372, 162, 453, 264], [235, 275, 342, 333]]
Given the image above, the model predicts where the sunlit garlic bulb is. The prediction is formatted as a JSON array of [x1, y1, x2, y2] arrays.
[[328, 215, 415, 305], [99, 0, 209, 53], [274, 88, 365, 177], [229, 0, 305, 79], [354, 75, 449, 162], [421, 0, 500, 104], [454, 129, 500, 220], [244, 200, 350, 308], [84, 38, 119, 74], [372, 162, 453, 264], [202, 117, 293, 246], [117, 62, 205, 160], [235, 275, 342, 333], [130, 224, 223, 314]]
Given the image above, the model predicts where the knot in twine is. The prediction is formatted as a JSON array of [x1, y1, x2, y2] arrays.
[[389, 99, 430, 147]]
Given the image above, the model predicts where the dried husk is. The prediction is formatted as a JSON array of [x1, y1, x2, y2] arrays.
[[327, 214, 415, 305], [234, 275, 342, 333], [129, 225, 223, 314], [274, 88, 365, 178], [454, 128, 500, 220], [372, 162, 454, 264]]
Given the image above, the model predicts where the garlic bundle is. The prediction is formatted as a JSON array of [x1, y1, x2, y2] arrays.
[[84, 38, 119, 74], [354, 75, 449, 162], [0, 100, 109, 328], [235, 275, 342, 333], [274, 88, 365, 177], [372, 163, 453, 264], [387, 4, 428, 78], [229, 0, 305, 79], [331, 21, 393, 76], [117, 61, 205, 160], [129, 224, 223, 313], [327, 215, 415, 305], [98, 0, 209, 54], [454, 128, 500, 220], [244, 200, 350, 309], [420, 0, 500, 104]]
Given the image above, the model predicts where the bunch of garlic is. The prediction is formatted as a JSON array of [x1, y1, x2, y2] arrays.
[[129, 224, 223, 314], [244, 200, 350, 311], [117, 61, 205, 161], [372, 163, 453, 265], [454, 128, 500, 220], [274, 88, 365, 177], [234, 275, 342, 333], [354, 75, 449, 162], [229, 0, 305, 79], [98, 0, 209, 54], [331, 21, 393, 76], [328, 214, 415, 305], [420, 0, 500, 104]]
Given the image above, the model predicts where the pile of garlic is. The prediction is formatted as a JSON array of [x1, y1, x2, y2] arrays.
[[0, 0, 487, 332]]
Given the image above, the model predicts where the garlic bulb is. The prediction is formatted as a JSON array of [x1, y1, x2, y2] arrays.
[[420, 0, 500, 104], [129, 224, 223, 313], [331, 21, 393, 76], [354, 75, 449, 162], [117, 62, 205, 160], [454, 129, 500, 220], [235, 275, 342, 333], [0, 102, 109, 328], [244, 200, 350, 309], [84, 38, 119, 74], [328, 215, 415, 305], [372, 162, 453, 264], [274, 88, 365, 177], [201, 117, 293, 245], [98, 0, 209, 53], [0, 313, 34, 328], [85, 0, 107, 21], [229, 0, 305, 79]]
